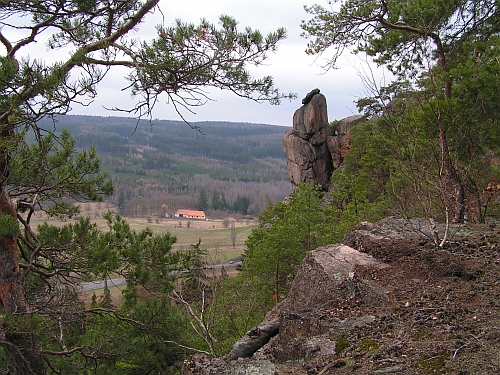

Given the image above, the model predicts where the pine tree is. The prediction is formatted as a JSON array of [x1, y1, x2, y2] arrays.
[[212, 190, 221, 210], [197, 189, 208, 211]]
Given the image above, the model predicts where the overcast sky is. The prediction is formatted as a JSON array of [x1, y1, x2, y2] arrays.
[[10, 0, 390, 126]]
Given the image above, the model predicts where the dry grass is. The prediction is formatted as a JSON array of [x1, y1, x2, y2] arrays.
[[28, 204, 256, 264], [29, 203, 252, 309]]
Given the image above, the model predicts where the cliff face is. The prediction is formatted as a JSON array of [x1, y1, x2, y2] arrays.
[[182, 219, 500, 375], [282, 92, 334, 190]]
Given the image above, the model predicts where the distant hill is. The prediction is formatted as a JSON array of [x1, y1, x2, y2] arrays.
[[38, 115, 293, 218]]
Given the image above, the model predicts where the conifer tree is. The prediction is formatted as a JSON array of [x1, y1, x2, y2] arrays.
[[197, 188, 209, 211], [243, 183, 336, 305], [0, 1, 292, 372], [302, 0, 500, 224]]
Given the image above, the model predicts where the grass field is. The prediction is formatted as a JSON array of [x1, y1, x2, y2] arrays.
[[29, 209, 256, 264], [30, 208, 256, 306], [129, 218, 255, 263]]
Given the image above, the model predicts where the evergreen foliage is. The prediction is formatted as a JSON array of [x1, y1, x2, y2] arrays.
[[9, 128, 113, 218], [0, 212, 209, 374], [303, 0, 500, 229], [232, 195, 251, 215], [211, 190, 222, 210], [196, 188, 209, 211], [0, 1, 292, 372], [243, 183, 339, 305]]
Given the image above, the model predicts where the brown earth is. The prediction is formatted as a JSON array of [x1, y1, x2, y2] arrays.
[[183, 219, 500, 375], [273, 220, 500, 375]]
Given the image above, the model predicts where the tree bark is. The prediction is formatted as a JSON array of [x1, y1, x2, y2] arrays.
[[230, 316, 280, 359], [0, 191, 47, 374], [0, 190, 24, 313], [0, 118, 46, 374], [0, 45, 47, 371]]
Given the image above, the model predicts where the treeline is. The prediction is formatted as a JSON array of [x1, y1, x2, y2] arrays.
[[112, 176, 290, 218], [195, 189, 251, 214], [37, 115, 293, 217], [39, 116, 288, 161]]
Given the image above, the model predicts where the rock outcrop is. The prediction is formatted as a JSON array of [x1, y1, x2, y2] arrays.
[[282, 90, 367, 188], [327, 114, 366, 168], [182, 219, 500, 374], [181, 356, 277, 375], [282, 89, 335, 190], [259, 242, 390, 362], [182, 233, 391, 374]]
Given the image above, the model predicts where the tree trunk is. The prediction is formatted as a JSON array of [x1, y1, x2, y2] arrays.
[[274, 262, 279, 305], [435, 37, 466, 224], [0, 173, 46, 374], [383, 23, 467, 224], [0, 194, 24, 310], [438, 117, 465, 223]]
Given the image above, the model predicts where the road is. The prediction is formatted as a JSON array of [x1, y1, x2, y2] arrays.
[[79, 261, 242, 292], [80, 278, 126, 292]]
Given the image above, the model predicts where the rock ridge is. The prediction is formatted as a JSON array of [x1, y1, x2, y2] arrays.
[[182, 219, 500, 375]]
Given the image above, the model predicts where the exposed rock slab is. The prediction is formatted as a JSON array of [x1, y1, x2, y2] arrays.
[[262, 244, 390, 361], [283, 244, 389, 312], [182, 356, 277, 375]]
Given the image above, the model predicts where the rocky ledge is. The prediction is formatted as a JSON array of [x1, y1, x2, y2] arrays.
[[182, 218, 500, 375]]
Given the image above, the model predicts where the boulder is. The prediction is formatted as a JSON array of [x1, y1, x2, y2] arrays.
[[262, 244, 390, 361], [223, 243, 390, 363], [301, 88, 320, 105], [280, 244, 390, 313]]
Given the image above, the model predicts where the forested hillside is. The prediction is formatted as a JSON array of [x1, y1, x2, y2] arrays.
[[2, 1, 499, 374], [38, 115, 293, 218]]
